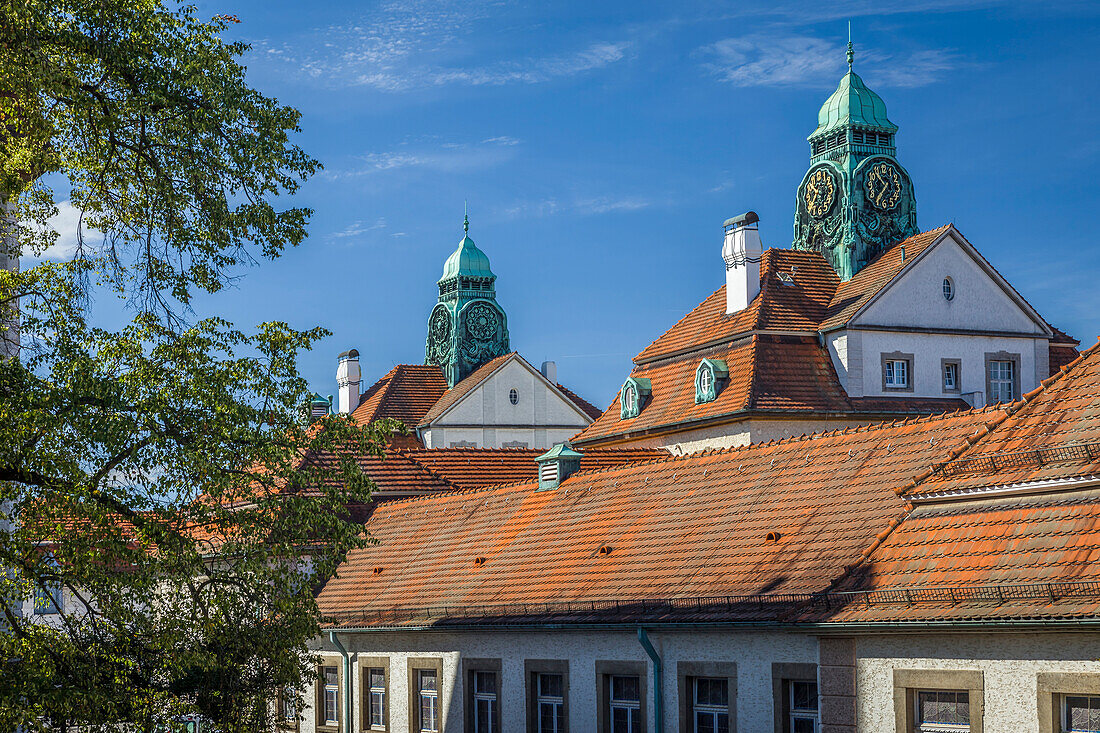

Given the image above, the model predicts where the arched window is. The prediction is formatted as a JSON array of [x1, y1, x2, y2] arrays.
[[619, 378, 651, 419], [942, 276, 955, 301], [695, 359, 729, 404]]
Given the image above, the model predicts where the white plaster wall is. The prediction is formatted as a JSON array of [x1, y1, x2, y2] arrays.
[[856, 234, 1046, 335], [304, 629, 817, 733], [437, 360, 590, 430], [856, 330, 1045, 402], [606, 417, 876, 455], [856, 632, 1100, 733], [422, 426, 576, 450], [828, 332, 850, 391]]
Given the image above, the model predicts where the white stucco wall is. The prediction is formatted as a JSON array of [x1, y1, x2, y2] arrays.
[[422, 358, 593, 449], [855, 632, 1100, 733], [851, 330, 1044, 403], [855, 234, 1046, 335], [826, 233, 1051, 402], [303, 628, 818, 732], [598, 417, 876, 454]]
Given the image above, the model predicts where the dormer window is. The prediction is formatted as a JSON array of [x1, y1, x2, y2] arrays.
[[619, 377, 652, 420], [695, 359, 729, 404]]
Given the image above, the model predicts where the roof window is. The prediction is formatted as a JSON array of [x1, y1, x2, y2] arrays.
[[695, 359, 729, 405], [620, 377, 652, 419]]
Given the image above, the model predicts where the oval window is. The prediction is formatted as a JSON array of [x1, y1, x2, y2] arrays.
[[509, 388, 518, 405], [942, 277, 955, 301]]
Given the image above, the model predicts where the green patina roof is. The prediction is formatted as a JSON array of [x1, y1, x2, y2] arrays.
[[439, 215, 496, 283], [536, 442, 584, 462], [810, 71, 897, 139]]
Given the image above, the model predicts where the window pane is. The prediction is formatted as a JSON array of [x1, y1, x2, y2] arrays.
[[695, 711, 715, 733], [420, 669, 437, 691], [324, 666, 338, 686], [793, 719, 816, 733], [1066, 695, 1100, 732], [539, 673, 562, 698], [370, 669, 384, 689], [612, 675, 639, 702], [475, 670, 497, 694], [612, 708, 628, 733], [792, 680, 818, 711]]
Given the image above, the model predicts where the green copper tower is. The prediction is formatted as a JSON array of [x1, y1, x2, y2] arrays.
[[425, 213, 510, 387], [793, 43, 918, 281]]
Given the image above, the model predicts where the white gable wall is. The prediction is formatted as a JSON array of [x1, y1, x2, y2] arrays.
[[421, 357, 592, 449], [854, 232, 1046, 334], [830, 231, 1051, 403]]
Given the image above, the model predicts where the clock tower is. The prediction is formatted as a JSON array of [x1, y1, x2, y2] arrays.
[[793, 44, 918, 281], [425, 214, 510, 387]]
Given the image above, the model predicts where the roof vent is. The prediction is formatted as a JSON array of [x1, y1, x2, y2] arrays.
[[308, 393, 333, 422], [765, 532, 781, 544], [535, 442, 584, 490], [372, 566, 384, 575], [474, 556, 487, 566], [598, 544, 613, 556]]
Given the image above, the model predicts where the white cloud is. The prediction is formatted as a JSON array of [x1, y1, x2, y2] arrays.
[[254, 1, 629, 91], [501, 196, 650, 220], [321, 137, 521, 181], [699, 35, 963, 88], [37, 201, 93, 261], [331, 218, 387, 240]]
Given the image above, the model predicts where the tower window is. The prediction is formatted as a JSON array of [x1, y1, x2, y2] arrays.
[[942, 277, 955, 301], [509, 388, 518, 405]]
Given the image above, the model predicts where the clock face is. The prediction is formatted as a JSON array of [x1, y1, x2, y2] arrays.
[[865, 160, 903, 210], [464, 302, 499, 341], [426, 305, 452, 362], [804, 167, 836, 218]]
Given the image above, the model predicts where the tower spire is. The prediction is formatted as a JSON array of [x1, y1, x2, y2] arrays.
[[463, 200, 469, 234], [847, 22, 854, 70]]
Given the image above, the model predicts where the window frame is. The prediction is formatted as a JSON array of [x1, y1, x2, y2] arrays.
[[33, 551, 62, 616], [772, 662, 816, 733], [679, 661, 737, 733], [892, 669, 983, 733], [984, 351, 1021, 404], [694, 359, 729, 405], [881, 352, 915, 392], [941, 359, 961, 395], [942, 277, 955, 301], [359, 656, 390, 733], [619, 378, 651, 419], [408, 658, 444, 733], [525, 659, 569, 733], [316, 662, 342, 732], [596, 660, 647, 733], [278, 685, 301, 733], [463, 657, 502, 733], [1037, 672, 1100, 733]]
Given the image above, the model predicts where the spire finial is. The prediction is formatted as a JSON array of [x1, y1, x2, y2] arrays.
[[847, 22, 854, 70], [463, 200, 469, 235]]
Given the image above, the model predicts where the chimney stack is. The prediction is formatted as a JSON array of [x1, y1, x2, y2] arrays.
[[336, 349, 361, 414], [721, 211, 763, 314], [540, 360, 557, 385]]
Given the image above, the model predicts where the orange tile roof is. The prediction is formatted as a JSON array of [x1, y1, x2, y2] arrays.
[[573, 335, 968, 445], [555, 383, 604, 421], [633, 250, 838, 364], [317, 405, 1000, 627], [397, 447, 666, 491], [351, 364, 449, 430]]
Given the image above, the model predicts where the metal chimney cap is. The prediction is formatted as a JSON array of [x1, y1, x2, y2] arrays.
[[338, 348, 360, 361], [723, 211, 759, 230]]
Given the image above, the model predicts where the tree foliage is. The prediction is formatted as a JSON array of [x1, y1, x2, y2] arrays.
[[0, 2, 382, 730]]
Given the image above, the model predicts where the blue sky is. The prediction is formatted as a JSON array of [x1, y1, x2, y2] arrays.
[[51, 0, 1100, 409]]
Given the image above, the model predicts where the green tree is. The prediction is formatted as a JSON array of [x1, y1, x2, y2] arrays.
[[0, 2, 384, 730]]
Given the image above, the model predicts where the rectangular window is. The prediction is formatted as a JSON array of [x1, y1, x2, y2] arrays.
[[692, 677, 729, 733], [916, 690, 969, 732], [472, 670, 499, 733], [884, 359, 909, 389], [419, 669, 440, 732], [33, 553, 60, 615], [943, 362, 959, 392], [537, 673, 565, 733], [368, 668, 386, 730], [609, 675, 641, 733], [322, 666, 339, 728], [790, 680, 819, 733], [280, 686, 298, 726], [989, 359, 1016, 403], [1064, 695, 1100, 732]]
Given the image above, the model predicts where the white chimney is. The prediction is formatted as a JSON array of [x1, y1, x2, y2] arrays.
[[336, 349, 361, 414], [540, 360, 557, 384], [721, 211, 763, 314]]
